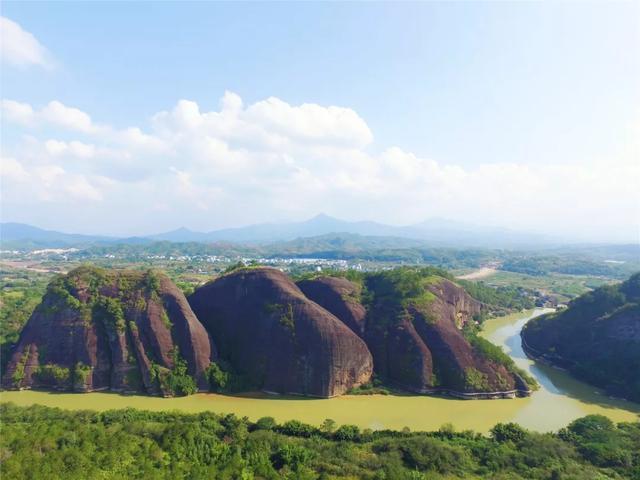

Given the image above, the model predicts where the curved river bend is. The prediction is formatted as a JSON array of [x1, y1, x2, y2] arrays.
[[2, 309, 638, 432]]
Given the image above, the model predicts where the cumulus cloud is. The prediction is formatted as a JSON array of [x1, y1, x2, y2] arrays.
[[0, 156, 30, 182], [40, 101, 97, 134], [1, 156, 105, 202], [1, 91, 638, 240], [45, 140, 96, 158], [0, 17, 52, 68], [1, 99, 99, 133]]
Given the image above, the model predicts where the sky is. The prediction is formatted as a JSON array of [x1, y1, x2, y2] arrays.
[[1, 2, 639, 242]]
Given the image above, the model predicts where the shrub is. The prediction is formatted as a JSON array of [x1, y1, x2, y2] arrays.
[[206, 362, 229, 392], [254, 416, 277, 431], [491, 422, 527, 443], [334, 424, 361, 442]]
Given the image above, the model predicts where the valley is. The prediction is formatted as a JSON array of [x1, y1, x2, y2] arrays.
[[3, 308, 638, 433]]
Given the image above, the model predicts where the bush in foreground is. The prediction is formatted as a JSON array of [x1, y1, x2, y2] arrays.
[[1, 404, 638, 479]]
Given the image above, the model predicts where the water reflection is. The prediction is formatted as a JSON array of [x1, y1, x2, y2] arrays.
[[482, 309, 640, 417]]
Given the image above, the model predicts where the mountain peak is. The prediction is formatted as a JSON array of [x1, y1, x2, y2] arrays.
[[308, 213, 336, 221]]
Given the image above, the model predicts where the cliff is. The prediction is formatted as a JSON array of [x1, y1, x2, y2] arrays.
[[3, 265, 537, 400], [2, 266, 213, 395], [301, 271, 530, 397], [522, 272, 640, 402], [188, 267, 373, 397]]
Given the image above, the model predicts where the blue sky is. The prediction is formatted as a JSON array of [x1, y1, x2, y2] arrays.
[[1, 2, 639, 241]]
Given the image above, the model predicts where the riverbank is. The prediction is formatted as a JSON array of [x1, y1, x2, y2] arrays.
[[2, 308, 638, 433]]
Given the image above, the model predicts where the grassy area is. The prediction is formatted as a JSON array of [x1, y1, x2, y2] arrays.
[[463, 270, 617, 302]]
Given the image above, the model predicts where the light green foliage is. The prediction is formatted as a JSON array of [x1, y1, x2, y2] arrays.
[[491, 422, 527, 443], [47, 275, 83, 311], [347, 374, 392, 395], [150, 347, 197, 396], [34, 363, 71, 388], [145, 269, 161, 294], [334, 424, 361, 442], [73, 362, 92, 388], [254, 416, 277, 431], [463, 367, 490, 391], [133, 296, 147, 312], [279, 303, 295, 331], [363, 267, 447, 328], [320, 418, 336, 433], [206, 362, 229, 392], [175, 281, 195, 297], [160, 308, 172, 330], [0, 270, 48, 371], [1, 404, 639, 479], [465, 332, 538, 390], [95, 296, 126, 333], [459, 279, 535, 314], [10, 347, 30, 387]]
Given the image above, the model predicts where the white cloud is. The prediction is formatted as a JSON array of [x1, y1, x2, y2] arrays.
[[244, 96, 373, 148], [0, 156, 30, 182], [1, 91, 638, 240], [45, 139, 96, 158], [0, 17, 51, 68], [1, 99, 35, 126], [1, 99, 98, 133], [41, 101, 97, 134], [1, 156, 105, 202]]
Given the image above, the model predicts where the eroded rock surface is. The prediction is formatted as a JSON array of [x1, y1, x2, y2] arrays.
[[302, 274, 527, 396], [189, 267, 373, 397], [2, 266, 212, 395]]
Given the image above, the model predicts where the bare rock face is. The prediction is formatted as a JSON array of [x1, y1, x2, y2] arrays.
[[425, 279, 482, 330], [297, 276, 366, 335], [300, 276, 435, 392], [2, 266, 213, 395], [302, 274, 524, 396], [188, 267, 373, 397], [412, 279, 517, 394], [371, 317, 435, 392]]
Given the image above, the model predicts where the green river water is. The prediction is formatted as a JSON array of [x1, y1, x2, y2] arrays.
[[2, 309, 638, 432]]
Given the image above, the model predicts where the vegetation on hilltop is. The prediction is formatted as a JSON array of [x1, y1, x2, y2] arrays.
[[522, 272, 640, 402], [2, 265, 539, 398], [2, 265, 211, 396], [1, 403, 639, 479]]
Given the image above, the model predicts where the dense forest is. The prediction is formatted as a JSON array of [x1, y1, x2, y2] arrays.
[[522, 272, 640, 402], [1, 403, 638, 479]]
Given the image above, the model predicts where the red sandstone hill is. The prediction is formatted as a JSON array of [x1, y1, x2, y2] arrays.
[[3, 265, 532, 399], [188, 267, 373, 398], [2, 266, 212, 396], [300, 273, 530, 397]]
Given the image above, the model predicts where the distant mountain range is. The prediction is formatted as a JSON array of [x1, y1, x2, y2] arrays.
[[149, 214, 556, 248], [2, 214, 556, 249], [0, 222, 114, 247]]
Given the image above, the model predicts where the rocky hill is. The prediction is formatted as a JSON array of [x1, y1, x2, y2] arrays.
[[522, 272, 640, 402], [300, 269, 533, 398], [188, 267, 373, 397], [2, 266, 213, 396], [3, 265, 536, 399]]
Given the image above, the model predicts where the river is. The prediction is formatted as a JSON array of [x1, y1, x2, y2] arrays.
[[1, 309, 638, 432]]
